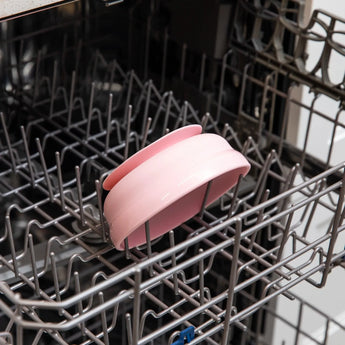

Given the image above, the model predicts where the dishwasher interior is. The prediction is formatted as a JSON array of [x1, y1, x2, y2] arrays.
[[0, 1, 345, 344]]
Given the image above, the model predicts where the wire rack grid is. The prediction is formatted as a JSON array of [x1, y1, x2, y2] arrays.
[[0, 1, 345, 345]]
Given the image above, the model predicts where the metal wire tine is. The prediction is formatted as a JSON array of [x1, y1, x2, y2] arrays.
[[235, 320, 247, 332], [162, 91, 172, 136], [74, 271, 85, 335], [98, 292, 110, 345], [198, 248, 205, 305], [221, 219, 242, 345], [277, 163, 299, 213], [254, 151, 274, 205], [276, 211, 294, 262], [302, 179, 326, 238], [199, 180, 213, 218], [125, 238, 130, 259], [326, 108, 344, 170], [249, 189, 270, 250], [75, 165, 86, 228], [145, 221, 153, 276], [36, 138, 54, 203], [181, 101, 188, 127], [168, 231, 179, 295], [201, 113, 210, 133], [132, 269, 142, 345], [240, 320, 250, 345], [105, 93, 113, 152], [0, 112, 16, 173], [124, 104, 133, 160], [340, 200, 345, 228], [55, 151, 66, 211], [16, 321, 23, 345], [20, 125, 35, 186], [124, 71, 134, 121], [222, 123, 230, 138], [180, 43, 187, 80], [300, 94, 319, 169], [6, 216, 19, 277], [227, 174, 243, 219], [258, 73, 276, 143], [278, 86, 293, 157], [226, 124, 245, 150], [319, 167, 345, 287], [199, 53, 206, 92], [86, 81, 96, 139], [241, 136, 252, 156], [28, 234, 40, 296], [32, 330, 44, 345], [95, 179, 107, 242], [291, 231, 297, 254], [141, 117, 152, 149], [141, 80, 152, 136], [126, 313, 133, 345], [49, 60, 58, 117], [67, 70, 77, 127], [165, 128, 170, 134], [50, 252, 62, 306]]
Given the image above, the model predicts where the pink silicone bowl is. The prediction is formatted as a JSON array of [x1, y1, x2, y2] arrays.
[[103, 132, 250, 250], [103, 125, 202, 191]]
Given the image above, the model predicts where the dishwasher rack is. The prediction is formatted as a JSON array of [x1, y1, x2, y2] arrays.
[[0, 1, 345, 345]]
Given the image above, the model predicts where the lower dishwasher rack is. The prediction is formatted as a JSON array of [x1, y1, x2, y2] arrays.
[[0, 6, 345, 345]]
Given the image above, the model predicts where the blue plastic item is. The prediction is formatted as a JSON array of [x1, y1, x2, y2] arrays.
[[171, 326, 195, 345]]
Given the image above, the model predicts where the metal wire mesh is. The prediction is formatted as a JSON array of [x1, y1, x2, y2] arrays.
[[0, 1, 345, 345]]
